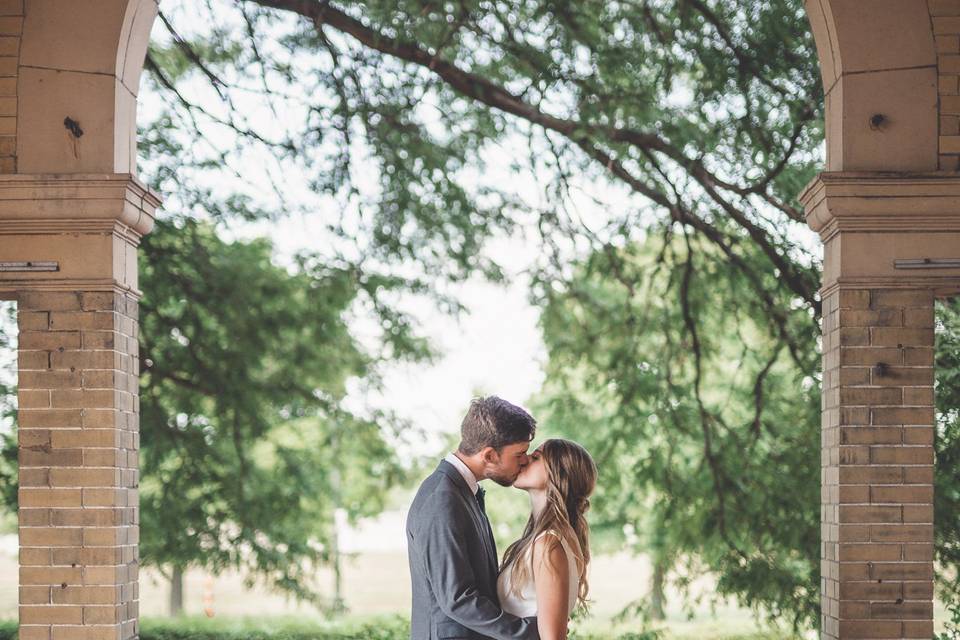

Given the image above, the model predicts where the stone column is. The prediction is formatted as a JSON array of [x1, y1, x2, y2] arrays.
[[0, 175, 158, 640], [802, 173, 960, 640], [820, 287, 935, 639]]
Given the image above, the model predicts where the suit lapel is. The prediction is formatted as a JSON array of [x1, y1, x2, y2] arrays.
[[480, 511, 499, 579], [437, 462, 499, 580]]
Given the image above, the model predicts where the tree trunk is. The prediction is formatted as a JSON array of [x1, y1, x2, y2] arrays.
[[170, 565, 184, 617], [650, 558, 666, 621], [330, 434, 347, 615], [332, 518, 345, 614]]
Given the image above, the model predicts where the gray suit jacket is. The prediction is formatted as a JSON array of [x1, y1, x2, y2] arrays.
[[406, 461, 539, 640]]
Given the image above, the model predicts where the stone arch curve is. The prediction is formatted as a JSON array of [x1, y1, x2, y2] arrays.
[[806, 0, 939, 172], [12, 0, 158, 174]]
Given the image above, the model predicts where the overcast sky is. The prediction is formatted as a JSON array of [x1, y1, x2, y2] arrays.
[[228, 210, 548, 457]]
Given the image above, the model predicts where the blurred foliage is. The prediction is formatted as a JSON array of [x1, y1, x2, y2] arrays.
[[0, 302, 15, 522], [143, 0, 823, 346], [936, 300, 960, 639], [938, 600, 960, 640], [0, 615, 800, 640], [0, 616, 412, 640], [135, 215, 427, 608], [138, 615, 411, 640], [530, 235, 820, 629], [0, 616, 795, 640]]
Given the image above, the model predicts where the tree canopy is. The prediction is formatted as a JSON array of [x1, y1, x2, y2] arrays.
[[145, 0, 822, 326], [141, 0, 827, 623], [528, 232, 820, 628], [136, 216, 422, 606]]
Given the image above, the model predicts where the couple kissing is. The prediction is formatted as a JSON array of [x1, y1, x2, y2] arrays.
[[406, 396, 596, 640]]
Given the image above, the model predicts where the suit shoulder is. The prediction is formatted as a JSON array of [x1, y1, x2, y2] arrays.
[[413, 471, 462, 504], [409, 472, 466, 521]]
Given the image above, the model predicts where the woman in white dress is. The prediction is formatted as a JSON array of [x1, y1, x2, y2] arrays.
[[497, 439, 597, 640]]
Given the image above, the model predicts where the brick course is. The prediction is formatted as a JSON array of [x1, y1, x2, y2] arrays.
[[820, 287, 935, 639], [0, 0, 17, 172], [932, 0, 960, 166], [18, 290, 140, 640]]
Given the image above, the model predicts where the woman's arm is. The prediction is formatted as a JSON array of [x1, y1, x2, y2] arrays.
[[532, 534, 571, 640]]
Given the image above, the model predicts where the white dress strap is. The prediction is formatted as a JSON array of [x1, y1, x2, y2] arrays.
[[535, 529, 563, 543]]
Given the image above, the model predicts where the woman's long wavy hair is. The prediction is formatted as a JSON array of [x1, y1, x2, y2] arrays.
[[499, 438, 597, 610]]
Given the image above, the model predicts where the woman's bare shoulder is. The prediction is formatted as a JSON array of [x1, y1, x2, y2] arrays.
[[532, 532, 569, 574]]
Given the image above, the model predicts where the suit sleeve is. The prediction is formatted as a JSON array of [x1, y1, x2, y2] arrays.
[[415, 491, 539, 640]]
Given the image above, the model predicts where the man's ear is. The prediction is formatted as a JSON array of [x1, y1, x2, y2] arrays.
[[481, 446, 500, 466]]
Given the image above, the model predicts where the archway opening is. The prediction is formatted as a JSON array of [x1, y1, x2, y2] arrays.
[[0, 297, 15, 598], [935, 296, 960, 636]]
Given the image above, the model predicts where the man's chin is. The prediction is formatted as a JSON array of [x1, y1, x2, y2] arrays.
[[489, 474, 518, 488]]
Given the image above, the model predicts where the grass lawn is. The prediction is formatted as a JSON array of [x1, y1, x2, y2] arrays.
[[135, 614, 803, 640], [2, 546, 947, 637]]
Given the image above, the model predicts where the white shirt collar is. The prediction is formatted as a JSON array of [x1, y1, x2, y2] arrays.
[[444, 452, 479, 495]]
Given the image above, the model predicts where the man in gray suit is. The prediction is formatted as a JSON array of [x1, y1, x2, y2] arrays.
[[406, 396, 540, 640]]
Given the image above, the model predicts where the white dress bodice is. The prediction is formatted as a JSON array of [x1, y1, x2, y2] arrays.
[[497, 531, 580, 618]]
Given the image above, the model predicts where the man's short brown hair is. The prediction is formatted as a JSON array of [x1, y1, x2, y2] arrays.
[[458, 396, 536, 455]]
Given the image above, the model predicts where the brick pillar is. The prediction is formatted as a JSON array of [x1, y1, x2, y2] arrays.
[[801, 173, 960, 640], [0, 0, 21, 174], [0, 175, 158, 640], [820, 287, 935, 640], [17, 290, 141, 640]]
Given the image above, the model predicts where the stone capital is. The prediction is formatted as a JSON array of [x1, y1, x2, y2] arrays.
[[800, 171, 960, 297], [0, 173, 161, 296]]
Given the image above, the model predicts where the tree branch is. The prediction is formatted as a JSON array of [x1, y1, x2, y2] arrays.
[[245, 0, 807, 225]]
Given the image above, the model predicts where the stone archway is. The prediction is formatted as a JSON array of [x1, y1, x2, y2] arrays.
[[0, 2, 160, 640], [1, 1, 959, 639], [803, 0, 960, 637]]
